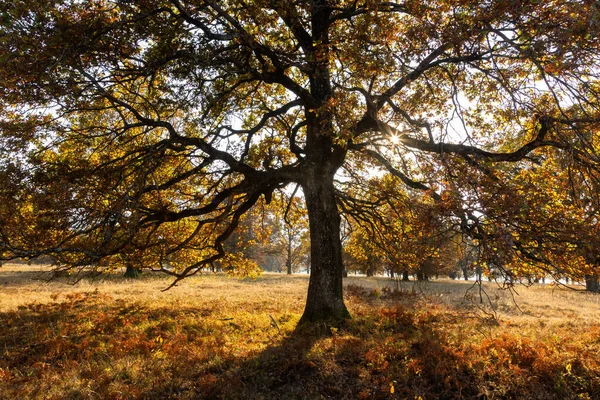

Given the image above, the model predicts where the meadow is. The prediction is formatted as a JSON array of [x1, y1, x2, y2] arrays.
[[1, 264, 599, 399]]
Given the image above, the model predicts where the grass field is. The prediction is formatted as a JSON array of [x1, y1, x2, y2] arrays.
[[1, 264, 599, 399]]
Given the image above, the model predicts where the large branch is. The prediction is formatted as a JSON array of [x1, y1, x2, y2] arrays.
[[270, 1, 313, 53], [139, 165, 299, 224], [369, 116, 565, 162], [376, 43, 449, 110]]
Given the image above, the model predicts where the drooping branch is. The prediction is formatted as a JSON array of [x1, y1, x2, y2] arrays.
[[160, 191, 263, 290], [356, 146, 441, 201]]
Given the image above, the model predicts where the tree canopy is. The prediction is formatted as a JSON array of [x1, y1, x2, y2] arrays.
[[1, 0, 599, 322]]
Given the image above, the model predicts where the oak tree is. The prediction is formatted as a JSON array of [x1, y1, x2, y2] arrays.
[[1, 0, 599, 323]]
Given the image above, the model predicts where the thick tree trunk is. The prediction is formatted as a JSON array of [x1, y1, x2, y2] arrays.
[[402, 270, 410, 281], [296, 0, 350, 324], [299, 172, 350, 324]]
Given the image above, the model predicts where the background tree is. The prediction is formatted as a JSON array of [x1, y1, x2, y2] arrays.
[[1, 1, 600, 323], [268, 192, 310, 274], [438, 145, 600, 290], [342, 175, 461, 280]]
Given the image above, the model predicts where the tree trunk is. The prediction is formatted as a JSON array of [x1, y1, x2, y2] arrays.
[[124, 263, 141, 278], [402, 270, 410, 281], [286, 233, 293, 275], [585, 275, 599, 292], [299, 171, 350, 324]]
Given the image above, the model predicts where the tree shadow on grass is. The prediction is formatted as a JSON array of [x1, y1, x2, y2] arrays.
[[0, 291, 374, 399], [1, 289, 599, 399], [207, 320, 373, 400], [204, 288, 479, 400], [207, 287, 600, 400]]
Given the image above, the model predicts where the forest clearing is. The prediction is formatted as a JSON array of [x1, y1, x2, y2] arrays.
[[1, 264, 599, 399]]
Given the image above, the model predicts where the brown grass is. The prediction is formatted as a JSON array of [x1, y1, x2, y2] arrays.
[[1, 264, 599, 399]]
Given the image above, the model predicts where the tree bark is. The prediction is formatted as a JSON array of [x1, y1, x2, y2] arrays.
[[124, 263, 141, 278], [585, 274, 599, 292], [286, 232, 293, 275], [462, 265, 469, 281], [296, 0, 350, 324], [299, 170, 350, 324], [402, 270, 410, 281]]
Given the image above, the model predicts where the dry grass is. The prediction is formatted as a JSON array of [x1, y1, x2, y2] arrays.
[[1, 264, 599, 399]]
